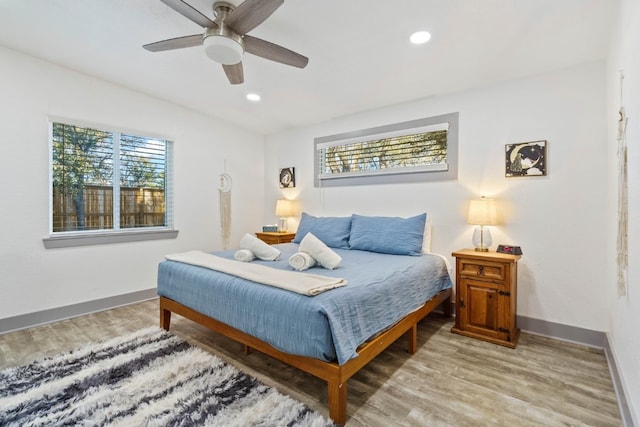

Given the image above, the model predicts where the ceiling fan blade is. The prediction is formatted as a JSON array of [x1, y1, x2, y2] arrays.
[[143, 34, 203, 52], [223, 62, 244, 84], [161, 0, 216, 28], [225, 0, 283, 35], [243, 35, 308, 68]]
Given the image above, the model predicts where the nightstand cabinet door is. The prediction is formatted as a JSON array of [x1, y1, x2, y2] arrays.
[[459, 278, 505, 341], [451, 249, 521, 348]]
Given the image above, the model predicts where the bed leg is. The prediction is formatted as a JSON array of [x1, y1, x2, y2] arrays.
[[443, 295, 453, 318], [407, 323, 418, 354], [328, 381, 347, 426], [160, 306, 171, 331]]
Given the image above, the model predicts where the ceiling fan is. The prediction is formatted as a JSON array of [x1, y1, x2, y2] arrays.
[[144, 0, 309, 84]]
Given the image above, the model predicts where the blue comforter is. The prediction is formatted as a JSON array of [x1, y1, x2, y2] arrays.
[[157, 243, 452, 365]]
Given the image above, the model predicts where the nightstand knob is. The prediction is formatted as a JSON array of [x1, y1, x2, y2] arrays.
[[459, 298, 465, 308], [477, 265, 485, 275]]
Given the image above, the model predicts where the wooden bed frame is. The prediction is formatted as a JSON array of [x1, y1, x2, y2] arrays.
[[160, 288, 451, 425]]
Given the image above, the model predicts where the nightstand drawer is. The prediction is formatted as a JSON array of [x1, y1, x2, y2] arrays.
[[459, 259, 505, 281]]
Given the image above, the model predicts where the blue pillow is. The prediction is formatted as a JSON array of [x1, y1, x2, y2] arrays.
[[293, 212, 352, 249], [348, 213, 426, 256]]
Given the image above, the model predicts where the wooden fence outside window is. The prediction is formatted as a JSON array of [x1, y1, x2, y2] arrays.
[[53, 185, 166, 232]]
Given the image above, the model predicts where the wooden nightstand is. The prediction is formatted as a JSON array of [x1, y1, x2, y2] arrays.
[[255, 232, 296, 245], [451, 249, 521, 348]]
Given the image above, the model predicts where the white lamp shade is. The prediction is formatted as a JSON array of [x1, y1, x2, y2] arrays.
[[467, 197, 498, 225], [203, 35, 243, 65], [275, 199, 297, 217]]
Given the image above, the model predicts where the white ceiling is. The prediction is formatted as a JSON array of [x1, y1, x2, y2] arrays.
[[0, 0, 615, 135]]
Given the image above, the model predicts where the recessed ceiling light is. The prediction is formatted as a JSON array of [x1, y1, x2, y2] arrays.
[[246, 93, 261, 102], [410, 31, 431, 45]]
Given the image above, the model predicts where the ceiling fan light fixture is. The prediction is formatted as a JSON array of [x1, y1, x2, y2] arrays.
[[203, 35, 244, 65]]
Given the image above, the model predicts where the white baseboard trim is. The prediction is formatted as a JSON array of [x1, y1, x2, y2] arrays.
[[0, 288, 157, 335]]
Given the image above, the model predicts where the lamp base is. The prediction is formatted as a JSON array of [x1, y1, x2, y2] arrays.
[[472, 226, 492, 252], [278, 217, 288, 232]]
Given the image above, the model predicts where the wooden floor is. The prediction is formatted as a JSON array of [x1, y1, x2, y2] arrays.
[[0, 299, 621, 426]]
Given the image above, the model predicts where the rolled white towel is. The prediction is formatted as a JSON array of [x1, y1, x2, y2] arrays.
[[239, 233, 281, 261], [234, 249, 255, 262], [289, 252, 317, 271], [299, 232, 341, 270]]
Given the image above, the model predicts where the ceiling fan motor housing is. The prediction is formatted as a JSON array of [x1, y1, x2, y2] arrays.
[[203, 2, 244, 65]]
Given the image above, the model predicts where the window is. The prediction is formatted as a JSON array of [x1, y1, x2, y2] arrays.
[[314, 112, 458, 187], [45, 120, 176, 248]]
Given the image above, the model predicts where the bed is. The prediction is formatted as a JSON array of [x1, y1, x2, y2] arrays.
[[157, 213, 453, 424]]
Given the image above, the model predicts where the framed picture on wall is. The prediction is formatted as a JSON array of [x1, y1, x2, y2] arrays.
[[279, 167, 296, 188], [505, 140, 547, 177]]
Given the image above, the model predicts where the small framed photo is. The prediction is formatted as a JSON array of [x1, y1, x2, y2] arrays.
[[279, 167, 295, 188], [505, 140, 547, 177]]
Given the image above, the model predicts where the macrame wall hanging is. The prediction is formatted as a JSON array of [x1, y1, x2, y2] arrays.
[[616, 71, 628, 297], [218, 161, 232, 250]]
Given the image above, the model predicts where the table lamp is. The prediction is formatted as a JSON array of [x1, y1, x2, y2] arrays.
[[467, 197, 498, 252], [275, 199, 298, 232]]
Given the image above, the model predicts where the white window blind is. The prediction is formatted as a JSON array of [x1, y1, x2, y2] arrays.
[[119, 133, 169, 229]]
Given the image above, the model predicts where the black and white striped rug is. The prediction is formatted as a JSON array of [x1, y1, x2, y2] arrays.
[[0, 327, 335, 426]]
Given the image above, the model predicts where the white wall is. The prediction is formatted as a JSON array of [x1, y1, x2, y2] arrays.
[[0, 47, 265, 320], [607, 0, 640, 423], [265, 61, 609, 332]]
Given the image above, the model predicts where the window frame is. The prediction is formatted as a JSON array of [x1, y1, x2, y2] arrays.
[[44, 118, 177, 249], [314, 112, 458, 187]]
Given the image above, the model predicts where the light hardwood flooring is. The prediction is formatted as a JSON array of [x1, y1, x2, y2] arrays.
[[0, 299, 621, 426]]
